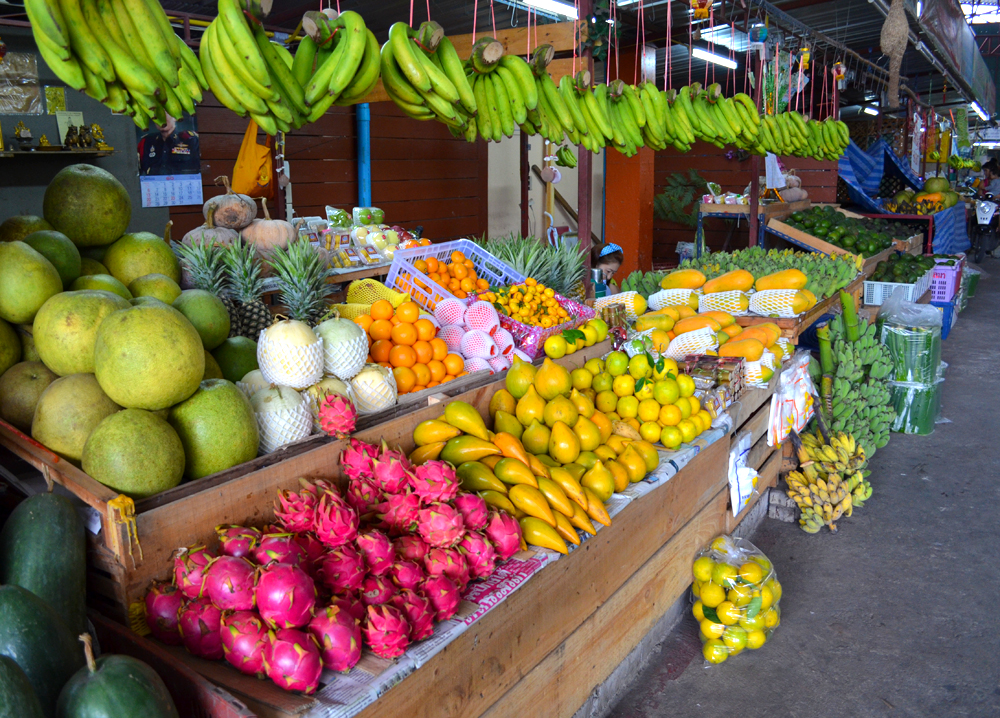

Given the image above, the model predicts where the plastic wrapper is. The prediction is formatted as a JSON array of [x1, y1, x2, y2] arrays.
[[889, 378, 944, 435], [767, 350, 817, 447], [488, 293, 595, 360], [691, 535, 782, 664], [876, 292, 942, 384], [0, 54, 43, 114], [352, 206, 384, 225]]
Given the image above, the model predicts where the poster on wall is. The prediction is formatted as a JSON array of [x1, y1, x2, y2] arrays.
[[136, 112, 203, 208]]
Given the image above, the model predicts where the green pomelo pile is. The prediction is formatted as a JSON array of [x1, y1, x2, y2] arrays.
[[22, 230, 81, 288], [82, 409, 185, 498], [70, 274, 132, 300], [32, 373, 121, 462], [173, 289, 230, 350], [129, 273, 181, 304], [33, 290, 131, 376], [211, 337, 259, 383], [0, 361, 58, 432], [103, 232, 180, 286], [0, 242, 63, 324], [43, 164, 131, 247], [0, 215, 53, 243], [168, 379, 259, 480]]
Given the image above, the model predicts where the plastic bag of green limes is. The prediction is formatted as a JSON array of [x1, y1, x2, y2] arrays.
[[691, 534, 783, 664]]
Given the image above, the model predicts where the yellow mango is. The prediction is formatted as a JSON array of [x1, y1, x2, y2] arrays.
[[489, 389, 517, 417], [444, 401, 489, 440], [413, 420, 462, 446], [606, 459, 630, 493], [537, 477, 575, 517], [569, 501, 597, 534], [509, 484, 557, 526], [553, 511, 582, 546], [583, 487, 612, 526], [494, 457, 539, 488], [549, 466, 588, 508], [519, 516, 568, 554]]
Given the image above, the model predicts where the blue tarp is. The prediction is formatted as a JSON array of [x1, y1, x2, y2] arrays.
[[931, 204, 970, 254]]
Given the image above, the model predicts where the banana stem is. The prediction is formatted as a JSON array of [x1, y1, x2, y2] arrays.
[[817, 324, 834, 374], [416, 21, 444, 52], [530, 44, 554, 75], [470, 38, 504, 73], [840, 289, 860, 343], [574, 70, 591, 90]]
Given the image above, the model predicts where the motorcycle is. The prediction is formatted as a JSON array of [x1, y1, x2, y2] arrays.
[[970, 194, 999, 264]]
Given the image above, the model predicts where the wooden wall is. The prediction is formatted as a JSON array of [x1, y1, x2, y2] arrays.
[[652, 142, 838, 266], [169, 96, 488, 241]]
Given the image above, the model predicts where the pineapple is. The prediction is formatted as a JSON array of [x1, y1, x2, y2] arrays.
[[268, 239, 332, 326], [173, 238, 240, 336], [544, 239, 587, 300], [223, 242, 272, 342], [480, 233, 586, 300]]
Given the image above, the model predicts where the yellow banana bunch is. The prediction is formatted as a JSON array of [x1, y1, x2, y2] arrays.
[[26, 0, 206, 127]]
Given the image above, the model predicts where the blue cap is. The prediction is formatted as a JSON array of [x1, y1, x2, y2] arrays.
[[599, 243, 623, 258]]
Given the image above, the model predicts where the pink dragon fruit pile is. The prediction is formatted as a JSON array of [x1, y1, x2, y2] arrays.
[[143, 440, 523, 695]]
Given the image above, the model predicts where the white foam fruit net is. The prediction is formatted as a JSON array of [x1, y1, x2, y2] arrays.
[[749, 289, 801, 318], [352, 368, 398, 414], [648, 288, 699, 310], [465, 301, 500, 335], [774, 337, 793, 362], [437, 325, 465, 353], [698, 290, 749, 315], [665, 326, 718, 359], [434, 297, 467, 325], [322, 333, 368, 381], [460, 330, 498, 359], [594, 291, 642, 321], [492, 327, 514, 356], [258, 334, 325, 389], [464, 356, 493, 373], [625, 329, 656, 358], [488, 354, 511, 373], [745, 350, 778, 385], [256, 400, 313, 455]]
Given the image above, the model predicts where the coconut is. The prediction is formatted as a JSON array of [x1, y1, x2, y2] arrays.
[[350, 364, 398, 414], [43, 164, 131, 247], [314, 313, 367, 381], [168, 379, 259, 480], [31, 373, 121, 462], [0, 361, 58, 432], [236, 369, 269, 398], [257, 320, 323, 389], [0, 241, 64, 324], [82, 409, 185, 498], [32, 290, 131, 376], [250, 385, 313, 454]]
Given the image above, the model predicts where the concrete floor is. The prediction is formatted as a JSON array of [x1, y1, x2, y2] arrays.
[[609, 263, 1000, 718]]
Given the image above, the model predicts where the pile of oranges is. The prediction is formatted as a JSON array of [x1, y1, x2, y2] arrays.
[[355, 299, 469, 395], [479, 278, 571, 328], [413, 250, 490, 299]]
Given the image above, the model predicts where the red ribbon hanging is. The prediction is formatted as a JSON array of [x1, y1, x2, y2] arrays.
[[666, 0, 672, 90]]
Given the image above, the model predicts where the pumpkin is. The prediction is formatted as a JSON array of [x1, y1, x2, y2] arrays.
[[203, 176, 257, 229], [182, 206, 239, 247], [241, 197, 296, 260]]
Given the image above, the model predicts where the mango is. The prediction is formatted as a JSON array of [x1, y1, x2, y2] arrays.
[[515, 385, 546, 427], [409, 441, 446, 465], [548, 466, 587, 508], [581, 460, 614, 502], [526, 454, 551, 479], [548, 420, 581, 465], [553, 511, 582, 545], [534, 358, 573, 401], [606, 459, 630, 492], [457, 461, 507, 493], [506, 356, 536, 399], [522, 419, 551, 455], [489, 388, 517, 417], [702, 269, 754, 294], [590, 411, 613, 443], [619, 444, 648, 482], [537, 477, 575, 517], [572, 414, 601, 452], [519, 516, 568, 553], [444, 401, 489, 441], [575, 450, 599, 470], [594, 445, 618, 463], [569, 388, 595, 418], [562, 462, 586, 481], [543, 395, 578, 429], [440, 436, 502, 465], [631, 440, 660, 472], [494, 457, 539, 488], [413, 419, 462, 446], [569, 501, 597, 534], [583, 487, 612, 526], [509, 484, 556, 526], [494, 410, 523, 439], [479, 489, 516, 513], [533, 453, 560, 468]]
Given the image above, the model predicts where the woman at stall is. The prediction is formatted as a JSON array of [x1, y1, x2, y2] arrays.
[[592, 242, 625, 295], [982, 159, 1000, 196]]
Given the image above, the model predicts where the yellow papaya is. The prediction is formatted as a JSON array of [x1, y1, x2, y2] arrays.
[[444, 401, 489, 440], [650, 307, 680, 321], [457, 461, 507, 493], [737, 326, 775, 347], [509, 484, 557, 526], [791, 291, 812, 314], [553, 511, 582, 546], [675, 305, 697, 319], [660, 268, 706, 290], [439, 436, 502, 465], [754, 268, 807, 291], [722, 323, 743, 338], [799, 289, 817, 307], [634, 314, 675, 332], [756, 322, 783, 344], [673, 316, 722, 335], [409, 442, 446, 465], [718, 338, 765, 361], [519, 516, 568, 553], [413, 420, 462, 446], [700, 310, 735, 328], [702, 269, 754, 294]]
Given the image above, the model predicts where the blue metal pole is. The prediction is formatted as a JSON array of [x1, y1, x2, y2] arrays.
[[357, 103, 371, 206]]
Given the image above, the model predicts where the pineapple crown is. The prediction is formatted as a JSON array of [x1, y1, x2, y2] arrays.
[[172, 237, 230, 295], [268, 238, 332, 325], [222, 241, 266, 303], [478, 233, 586, 297]]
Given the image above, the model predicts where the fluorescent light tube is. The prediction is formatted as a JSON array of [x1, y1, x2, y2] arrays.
[[692, 47, 737, 69], [972, 102, 989, 120], [863, 106, 879, 116], [521, 0, 579, 18]]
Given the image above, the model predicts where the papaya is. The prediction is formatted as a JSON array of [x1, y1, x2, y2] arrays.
[[634, 314, 674, 332], [675, 305, 697, 319], [736, 326, 774, 346], [799, 289, 817, 307], [702, 269, 754, 294], [716, 330, 730, 346], [660, 268, 706, 290], [699, 310, 735, 328], [791, 291, 812, 314], [718, 338, 765, 360], [650, 307, 680, 321], [722, 323, 743, 338], [754, 268, 807, 291], [756, 322, 783, 345], [673, 316, 721, 335]]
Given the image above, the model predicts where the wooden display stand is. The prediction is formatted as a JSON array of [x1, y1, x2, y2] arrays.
[[734, 275, 864, 344], [725, 376, 782, 532]]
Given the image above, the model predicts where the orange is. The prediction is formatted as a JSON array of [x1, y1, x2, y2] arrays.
[[452, 264, 468, 280], [441, 375, 455, 383], [371, 300, 393, 321], [443, 353, 464, 375], [413, 259, 427, 273], [413, 340, 433, 364], [412, 385, 427, 393], [454, 289, 467, 299], [391, 322, 417, 346], [396, 301, 420, 324], [428, 360, 446, 382], [412, 362, 431, 386], [457, 371, 468, 377], [389, 314, 401, 326], [448, 278, 460, 291], [426, 256, 439, 273], [389, 344, 416, 368], [476, 278, 489, 291], [393, 366, 416, 394], [354, 314, 373, 332], [378, 361, 392, 370], [451, 251, 466, 263], [464, 259, 474, 271], [460, 277, 476, 292], [419, 238, 432, 246], [370, 339, 393, 364], [430, 338, 448, 361], [414, 318, 436, 341], [427, 380, 440, 388], [369, 319, 393, 341]]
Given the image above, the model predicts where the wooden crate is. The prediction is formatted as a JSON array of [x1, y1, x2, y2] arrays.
[[734, 275, 864, 343], [0, 342, 613, 621]]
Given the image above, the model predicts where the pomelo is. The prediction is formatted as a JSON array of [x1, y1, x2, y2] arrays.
[[102, 231, 180, 286], [168, 379, 259, 480], [129, 273, 181, 304], [43, 164, 131, 247], [0, 361, 58, 432], [17, 325, 39, 362], [211, 336, 258, 382], [70, 273, 132, 300], [82, 409, 185, 498], [79, 258, 109, 276], [130, 296, 167, 307], [22, 230, 81, 288], [93, 303, 204, 410], [203, 350, 224, 379], [31, 373, 121, 462], [0, 319, 19, 376], [172, 289, 230, 350], [0, 215, 53, 243], [33, 290, 131, 376], [0, 241, 63, 324], [79, 245, 109, 262]]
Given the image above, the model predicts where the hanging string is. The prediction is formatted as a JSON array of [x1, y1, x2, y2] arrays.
[[612, 0, 619, 79], [704, 8, 711, 86], [821, 58, 828, 120], [472, 0, 478, 42], [490, 0, 497, 38], [526, 7, 531, 59], [786, 49, 792, 113], [572, 0, 579, 76], [796, 51, 803, 113], [809, 51, 815, 118], [409, 0, 414, 26], [665, 0, 672, 90], [426, 0, 430, 22], [687, 12, 692, 87], [729, 22, 736, 97]]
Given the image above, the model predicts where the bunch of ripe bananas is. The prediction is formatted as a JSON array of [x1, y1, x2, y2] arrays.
[[25, 0, 207, 127], [785, 430, 873, 534]]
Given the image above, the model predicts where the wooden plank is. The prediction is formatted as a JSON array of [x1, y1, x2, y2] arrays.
[[449, 22, 580, 57], [729, 376, 778, 429], [479, 489, 730, 718], [745, 432, 776, 472], [725, 449, 780, 533], [371, 139, 479, 162], [740, 400, 773, 448]]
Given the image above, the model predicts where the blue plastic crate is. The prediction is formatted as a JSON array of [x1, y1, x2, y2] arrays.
[[931, 299, 956, 340]]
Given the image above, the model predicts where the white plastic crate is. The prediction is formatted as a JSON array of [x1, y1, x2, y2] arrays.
[[385, 239, 525, 312], [863, 269, 933, 306]]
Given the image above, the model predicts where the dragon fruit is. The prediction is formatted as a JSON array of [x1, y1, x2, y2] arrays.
[[178, 598, 224, 659], [411, 461, 459, 503], [215, 525, 262, 559], [394, 535, 430, 562], [423, 547, 470, 590], [173, 545, 216, 599], [273, 478, 319, 533], [356, 529, 394, 575], [376, 491, 421, 535], [458, 531, 497, 580], [345, 478, 382, 515], [485, 511, 523, 561], [339, 438, 379, 481], [389, 560, 424, 590], [371, 449, 414, 495], [221, 611, 269, 676], [318, 393, 357, 438], [308, 604, 362, 672], [421, 575, 461, 621], [255, 563, 317, 629], [363, 605, 410, 659], [144, 581, 184, 646], [264, 628, 323, 694], [204, 556, 257, 611], [253, 532, 307, 567], [313, 486, 359, 548], [377, 439, 411, 465], [391, 589, 436, 641], [453, 493, 489, 531], [361, 574, 397, 606], [294, 533, 327, 575], [329, 593, 366, 623], [417, 502, 466, 547], [315, 545, 366, 595]]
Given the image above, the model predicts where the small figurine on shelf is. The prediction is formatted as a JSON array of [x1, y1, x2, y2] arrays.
[[78, 125, 94, 148], [14, 121, 32, 151], [64, 125, 79, 149], [38, 134, 50, 147], [91, 123, 112, 151]]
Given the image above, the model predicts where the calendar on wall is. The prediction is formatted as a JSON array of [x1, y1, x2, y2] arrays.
[[139, 175, 204, 208]]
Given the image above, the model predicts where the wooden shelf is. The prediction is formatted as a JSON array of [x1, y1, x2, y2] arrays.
[[0, 148, 114, 158]]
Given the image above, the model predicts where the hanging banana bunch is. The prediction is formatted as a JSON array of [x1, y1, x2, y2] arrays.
[[25, 0, 208, 127]]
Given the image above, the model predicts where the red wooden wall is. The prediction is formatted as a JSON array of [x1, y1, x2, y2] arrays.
[[652, 142, 838, 266], [170, 96, 488, 241]]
